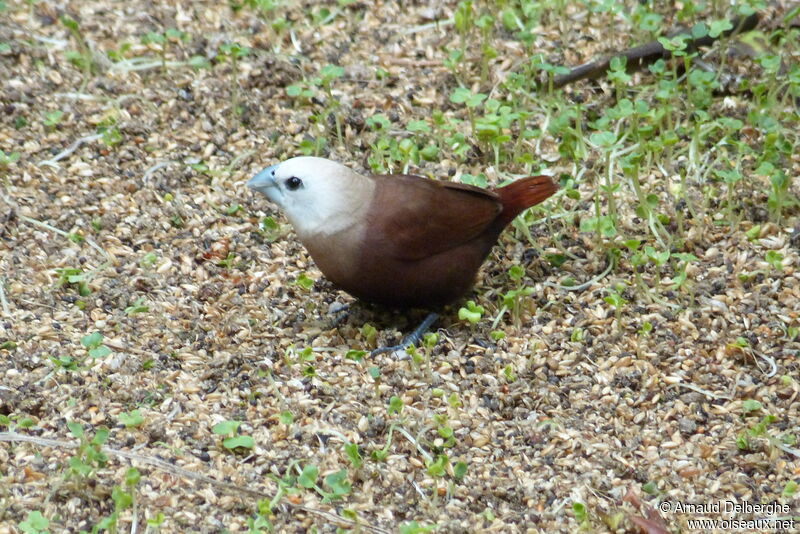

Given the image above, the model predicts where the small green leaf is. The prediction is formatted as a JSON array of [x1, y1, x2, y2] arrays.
[[458, 300, 484, 324], [709, 19, 733, 38], [399, 521, 435, 534], [295, 273, 315, 290], [298, 464, 319, 488], [118, 409, 144, 428], [124, 297, 149, 315], [783, 480, 798, 498], [742, 399, 762, 414], [188, 55, 211, 69], [212, 420, 241, 436], [426, 454, 448, 477], [765, 250, 784, 270], [642, 481, 658, 494], [345, 349, 366, 362], [88, 345, 111, 359], [324, 469, 352, 498], [67, 421, 84, 439], [319, 64, 345, 82], [112, 486, 134, 510], [490, 330, 505, 341], [573, 501, 588, 522], [406, 119, 430, 133], [453, 461, 468, 481], [92, 426, 110, 446], [366, 113, 391, 130], [19, 510, 50, 534], [125, 467, 141, 487], [81, 332, 104, 349], [388, 395, 403, 415], [279, 411, 293, 426], [223, 435, 254, 450], [344, 442, 362, 468]]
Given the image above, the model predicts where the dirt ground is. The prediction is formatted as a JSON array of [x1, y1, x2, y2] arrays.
[[1, 1, 799, 533]]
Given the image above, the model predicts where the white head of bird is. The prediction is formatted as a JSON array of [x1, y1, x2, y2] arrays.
[[247, 156, 375, 237]]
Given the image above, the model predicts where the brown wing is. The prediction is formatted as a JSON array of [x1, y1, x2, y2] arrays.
[[365, 174, 502, 261]]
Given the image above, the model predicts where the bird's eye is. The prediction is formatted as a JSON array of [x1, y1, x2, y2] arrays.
[[285, 176, 303, 191]]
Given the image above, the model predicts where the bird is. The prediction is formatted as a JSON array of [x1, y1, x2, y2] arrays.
[[247, 156, 558, 309]]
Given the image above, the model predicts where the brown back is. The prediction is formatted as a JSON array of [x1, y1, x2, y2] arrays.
[[365, 174, 503, 261]]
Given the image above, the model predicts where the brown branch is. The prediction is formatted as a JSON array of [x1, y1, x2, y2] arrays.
[[554, 13, 760, 88]]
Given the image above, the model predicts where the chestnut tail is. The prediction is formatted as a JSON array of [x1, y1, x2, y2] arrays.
[[496, 175, 558, 226]]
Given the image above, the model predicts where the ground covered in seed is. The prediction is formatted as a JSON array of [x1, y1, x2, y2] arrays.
[[1, 1, 799, 533]]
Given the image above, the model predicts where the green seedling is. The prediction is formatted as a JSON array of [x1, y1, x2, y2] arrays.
[[298, 135, 328, 156], [60, 15, 98, 85], [258, 216, 283, 242], [0, 149, 20, 184], [388, 395, 404, 415], [279, 410, 293, 427], [474, 98, 523, 166], [141, 28, 188, 72], [18, 511, 50, 534], [503, 364, 517, 382], [458, 300, 484, 324], [218, 42, 251, 119], [297, 464, 351, 502], [0, 414, 35, 432], [295, 272, 315, 290], [573, 501, 590, 530], [642, 481, 659, 495], [212, 420, 255, 451], [287, 65, 346, 148], [736, 413, 777, 452], [344, 442, 363, 468], [140, 251, 158, 268], [81, 332, 111, 359], [530, 53, 570, 94], [603, 288, 627, 327], [399, 521, 436, 534], [345, 349, 366, 362], [490, 330, 505, 341], [638, 321, 653, 337], [460, 173, 487, 188], [65, 421, 109, 480], [318, 64, 345, 145], [118, 409, 144, 428], [124, 297, 149, 315], [51, 353, 78, 371], [361, 323, 378, 346], [671, 253, 697, 293], [475, 13, 497, 83], [0, 149, 20, 168], [742, 399, 763, 414], [607, 56, 632, 101], [92, 467, 140, 533], [765, 250, 784, 271], [453, 0, 474, 60], [43, 109, 64, 129], [450, 87, 486, 138]]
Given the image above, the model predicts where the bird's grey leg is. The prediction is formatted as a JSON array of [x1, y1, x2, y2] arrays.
[[370, 312, 439, 357]]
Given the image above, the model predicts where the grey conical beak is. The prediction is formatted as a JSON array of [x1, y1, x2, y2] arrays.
[[248, 164, 279, 194]]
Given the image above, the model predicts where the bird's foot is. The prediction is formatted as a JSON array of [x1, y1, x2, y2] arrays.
[[370, 312, 439, 357], [325, 302, 352, 328]]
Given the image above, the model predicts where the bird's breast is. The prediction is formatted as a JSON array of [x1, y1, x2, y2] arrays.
[[300, 222, 366, 291]]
